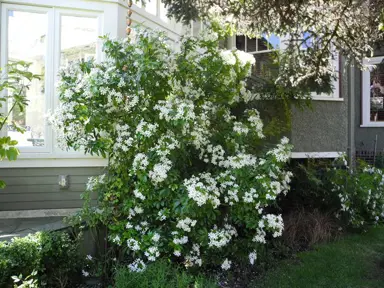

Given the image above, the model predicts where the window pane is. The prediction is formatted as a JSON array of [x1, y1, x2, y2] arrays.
[[247, 38, 257, 52], [252, 53, 277, 79], [60, 15, 98, 67], [268, 34, 280, 50], [145, 0, 157, 15], [7, 10, 47, 147], [370, 63, 384, 122], [257, 35, 269, 51], [159, 1, 169, 22], [236, 36, 246, 51]]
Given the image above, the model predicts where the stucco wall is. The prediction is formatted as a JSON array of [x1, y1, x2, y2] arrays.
[[291, 64, 349, 153]]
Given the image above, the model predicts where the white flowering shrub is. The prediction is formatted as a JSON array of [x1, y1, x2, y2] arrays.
[[51, 28, 293, 271], [331, 156, 384, 228]]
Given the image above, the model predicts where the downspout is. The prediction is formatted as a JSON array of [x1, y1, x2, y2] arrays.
[[347, 61, 356, 168], [126, 0, 133, 36]]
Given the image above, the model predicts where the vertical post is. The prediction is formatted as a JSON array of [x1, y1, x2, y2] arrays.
[[126, 0, 133, 36], [373, 134, 378, 166], [348, 62, 356, 170]]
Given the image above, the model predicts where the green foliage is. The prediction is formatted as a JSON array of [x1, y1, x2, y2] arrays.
[[0, 234, 41, 286], [287, 157, 384, 228], [0, 61, 40, 188], [114, 260, 218, 288], [0, 231, 83, 288], [331, 158, 384, 228]]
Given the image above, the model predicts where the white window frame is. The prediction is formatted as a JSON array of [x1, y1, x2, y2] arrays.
[[131, 0, 182, 41], [361, 56, 384, 127], [0, 5, 54, 153], [228, 35, 341, 101], [0, 1, 106, 167]]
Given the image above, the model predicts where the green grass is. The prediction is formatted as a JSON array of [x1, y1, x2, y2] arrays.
[[114, 260, 217, 288], [254, 226, 384, 288]]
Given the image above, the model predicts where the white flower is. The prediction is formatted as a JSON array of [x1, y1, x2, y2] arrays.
[[249, 251, 257, 265], [208, 225, 237, 248], [127, 238, 140, 251], [221, 258, 231, 270], [157, 210, 167, 221], [174, 250, 181, 257], [176, 218, 197, 232], [112, 235, 121, 245], [86, 255, 93, 261], [152, 233, 160, 242], [82, 270, 89, 277], [133, 189, 146, 200], [144, 246, 160, 261], [235, 50, 256, 66], [2, 144, 10, 150], [128, 259, 146, 273], [173, 236, 188, 245], [220, 50, 237, 65], [132, 153, 149, 171], [134, 206, 144, 214]]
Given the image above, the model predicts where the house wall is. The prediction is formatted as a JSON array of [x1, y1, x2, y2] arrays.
[[0, 0, 185, 212], [290, 59, 349, 154], [0, 167, 104, 211]]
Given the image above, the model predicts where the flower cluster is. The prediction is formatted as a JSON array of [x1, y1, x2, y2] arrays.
[[52, 28, 293, 272]]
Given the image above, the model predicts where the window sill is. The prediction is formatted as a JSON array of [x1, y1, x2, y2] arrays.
[[312, 97, 344, 102], [360, 123, 384, 128], [0, 157, 107, 168], [291, 152, 342, 159]]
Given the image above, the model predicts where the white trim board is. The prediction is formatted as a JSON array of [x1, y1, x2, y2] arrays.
[[291, 152, 342, 159], [0, 208, 80, 219], [0, 158, 107, 168]]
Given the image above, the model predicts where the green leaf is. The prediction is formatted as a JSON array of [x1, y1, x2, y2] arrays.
[[0, 180, 6, 189], [6, 147, 19, 161]]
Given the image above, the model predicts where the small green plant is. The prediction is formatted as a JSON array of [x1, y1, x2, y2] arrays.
[[12, 271, 38, 288], [0, 61, 40, 188]]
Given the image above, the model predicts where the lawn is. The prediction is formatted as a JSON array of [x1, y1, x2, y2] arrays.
[[253, 226, 384, 288]]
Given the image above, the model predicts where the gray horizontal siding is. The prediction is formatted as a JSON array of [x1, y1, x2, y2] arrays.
[[0, 167, 104, 211]]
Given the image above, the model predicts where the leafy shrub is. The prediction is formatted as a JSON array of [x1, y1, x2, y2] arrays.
[[39, 231, 83, 287], [51, 28, 293, 271], [0, 231, 83, 288], [0, 234, 41, 287], [114, 260, 217, 288], [285, 156, 384, 229], [331, 157, 384, 227], [280, 159, 339, 211]]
